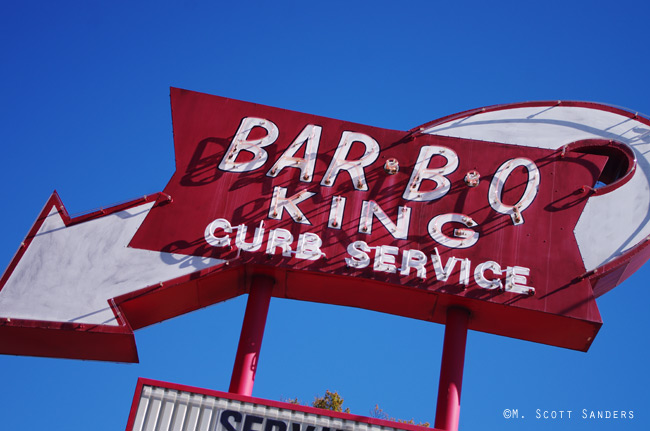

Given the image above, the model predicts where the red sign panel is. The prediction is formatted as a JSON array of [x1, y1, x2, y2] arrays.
[[2, 88, 649, 361]]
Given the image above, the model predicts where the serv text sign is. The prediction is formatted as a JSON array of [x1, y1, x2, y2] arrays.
[[127, 378, 433, 431]]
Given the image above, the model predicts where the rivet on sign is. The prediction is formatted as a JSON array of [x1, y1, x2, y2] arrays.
[[464, 170, 480, 187], [303, 174, 310, 181], [383, 158, 399, 175]]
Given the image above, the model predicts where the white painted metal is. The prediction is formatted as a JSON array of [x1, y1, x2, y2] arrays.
[[131, 384, 417, 431], [423, 106, 650, 271], [0, 202, 225, 325]]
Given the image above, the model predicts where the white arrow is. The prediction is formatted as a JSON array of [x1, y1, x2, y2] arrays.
[[0, 196, 225, 327]]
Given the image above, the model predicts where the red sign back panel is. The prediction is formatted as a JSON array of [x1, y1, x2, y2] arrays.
[[129, 88, 606, 351]]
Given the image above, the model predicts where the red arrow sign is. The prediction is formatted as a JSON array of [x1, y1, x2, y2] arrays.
[[2, 89, 649, 361], [0, 192, 230, 361]]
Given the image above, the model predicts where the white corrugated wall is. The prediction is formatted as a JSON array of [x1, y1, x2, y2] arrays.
[[131, 385, 403, 431]]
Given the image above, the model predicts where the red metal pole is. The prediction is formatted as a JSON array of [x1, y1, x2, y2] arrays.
[[434, 307, 470, 431], [229, 275, 275, 396]]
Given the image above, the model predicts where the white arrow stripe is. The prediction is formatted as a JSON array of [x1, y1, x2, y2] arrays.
[[424, 106, 650, 271], [0, 202, 225, 326]]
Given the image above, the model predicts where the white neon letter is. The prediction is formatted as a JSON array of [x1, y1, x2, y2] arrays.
[[505, 266, 534, 294], [296, 233, 324, 260], [235, 222, 265, 252], [459, 258, 471, 286], [430, 248, 459, 282], [489, 158, 540, 225], [204, 218, 232, 247], [400, 249, 427, 279], [345, 241, 371, 268], [268, 187, 316, 225], [267, 124, 322, 182], [428, 213, 479, 249], [373, 245, 399, 273], [266, 229, 294, 257], [320, 131, 380, 191], [403, 146, 458, 202], [328, 196, 346, 229], [359, 201, 411, 240], [474, 261, 503, 290], [219, 117, 279, 172]]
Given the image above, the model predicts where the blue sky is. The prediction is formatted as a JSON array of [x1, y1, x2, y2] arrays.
[[1, 1, 649, 430]]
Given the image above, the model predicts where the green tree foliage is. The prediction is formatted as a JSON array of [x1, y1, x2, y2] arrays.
[[312, 390, 350, 414], [301, 391, 429, 427], [370, 405, 430, 428]]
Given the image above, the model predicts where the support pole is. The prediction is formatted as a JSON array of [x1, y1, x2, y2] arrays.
[[229, 275, 274, 396], [434, 307, 470, 431]]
